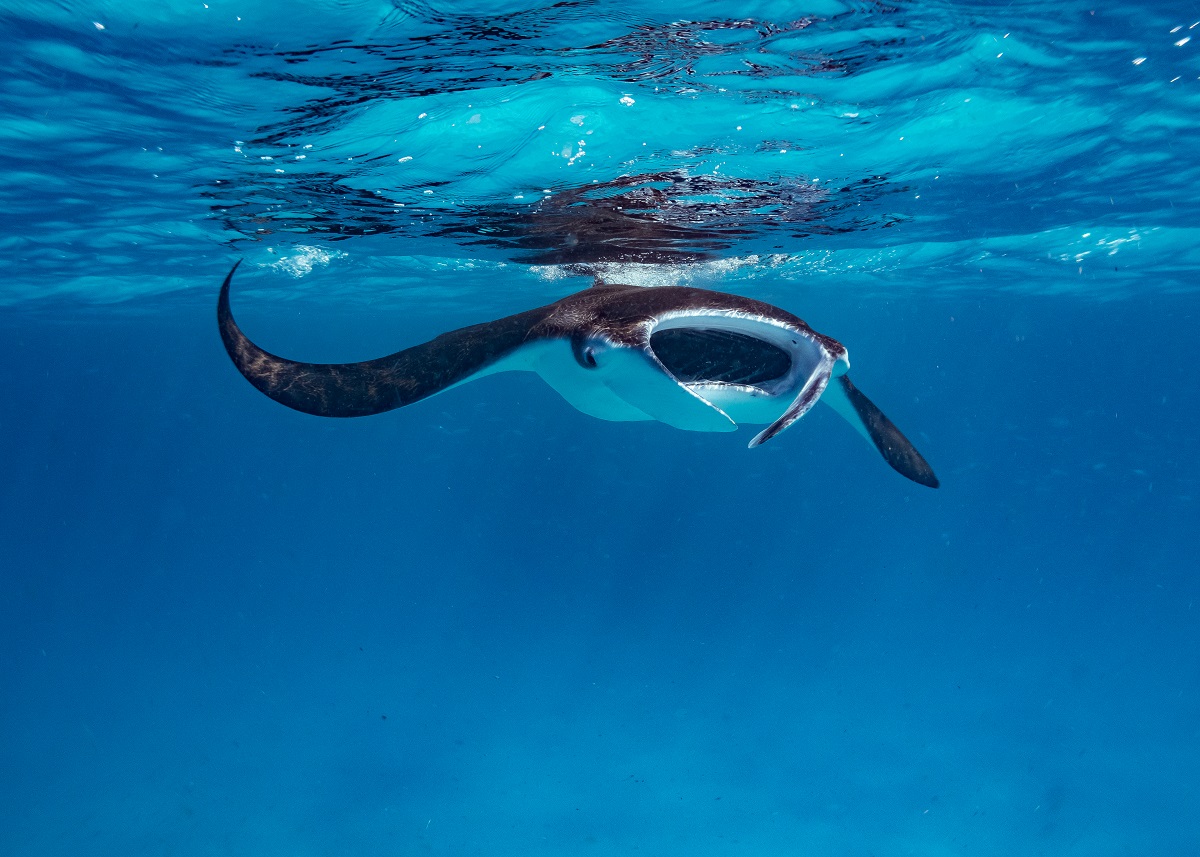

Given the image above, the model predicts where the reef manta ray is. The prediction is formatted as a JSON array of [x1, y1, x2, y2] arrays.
[[217, 262, 938, 487]]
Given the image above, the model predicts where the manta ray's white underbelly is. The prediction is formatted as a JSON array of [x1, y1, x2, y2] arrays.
[[459, 339, 653, 423], [687, 382, 796, 426]]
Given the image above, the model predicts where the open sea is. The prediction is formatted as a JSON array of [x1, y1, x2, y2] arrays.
[[2, 0, 1198, 854]]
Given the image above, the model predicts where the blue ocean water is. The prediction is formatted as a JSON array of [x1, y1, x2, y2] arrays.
[[2, 0, 1198, 854]]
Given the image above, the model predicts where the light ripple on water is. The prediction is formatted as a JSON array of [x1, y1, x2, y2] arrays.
[[1, 0, 1197, 305]]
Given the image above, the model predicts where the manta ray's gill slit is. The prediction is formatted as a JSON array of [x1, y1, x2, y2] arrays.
[[649, 327, 791, 386]]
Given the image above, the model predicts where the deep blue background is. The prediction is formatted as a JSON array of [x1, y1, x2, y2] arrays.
[[3, 277, 1197, 854], [3, 0, 1200, 853]]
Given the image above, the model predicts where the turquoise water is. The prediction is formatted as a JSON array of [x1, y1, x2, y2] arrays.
[[2, 0, 1198, 854]]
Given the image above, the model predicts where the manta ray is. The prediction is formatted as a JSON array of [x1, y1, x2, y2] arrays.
[[217, 262, 938, 487]]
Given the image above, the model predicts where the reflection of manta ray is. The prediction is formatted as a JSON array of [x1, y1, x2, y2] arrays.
[[432, 171, 892, 265], [207, 170, 900, 264], [218, 263, 937, 486]]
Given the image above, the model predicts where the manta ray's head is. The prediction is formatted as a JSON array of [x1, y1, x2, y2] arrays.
[[635, 308, 935, 487], [552, 290, 854, 450], [633, 307, 850, 447]]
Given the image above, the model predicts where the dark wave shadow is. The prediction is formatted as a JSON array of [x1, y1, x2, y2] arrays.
[[204, 170, 905, 265]]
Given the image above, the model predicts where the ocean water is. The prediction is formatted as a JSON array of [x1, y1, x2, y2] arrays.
[[2, 0, 1198, 854]]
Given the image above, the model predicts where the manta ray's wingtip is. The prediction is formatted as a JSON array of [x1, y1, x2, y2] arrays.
[[221, 259, 243, 289], [217, 259, 243, 318], [835, 375, 940, 489], [904, 450, 940, 488]]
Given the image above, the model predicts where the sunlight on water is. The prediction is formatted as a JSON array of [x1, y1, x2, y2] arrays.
[[2, 0, 1198, 304]]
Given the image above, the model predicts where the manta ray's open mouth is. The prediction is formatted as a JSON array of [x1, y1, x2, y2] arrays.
[[649, 327, 792, 386]]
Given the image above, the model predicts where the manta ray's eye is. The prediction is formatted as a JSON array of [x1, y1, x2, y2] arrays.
[[571, 336, 602, 369]]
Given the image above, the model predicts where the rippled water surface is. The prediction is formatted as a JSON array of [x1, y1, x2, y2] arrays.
[[2, 1, 1198, 855], [6, 0, 1199, 301]]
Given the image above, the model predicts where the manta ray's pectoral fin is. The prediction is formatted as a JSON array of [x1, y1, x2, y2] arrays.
[[217, 261, 552, 417], [821, 375, 939, 488]]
